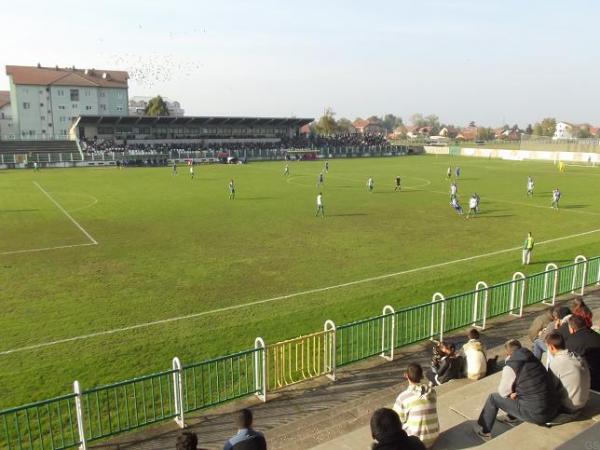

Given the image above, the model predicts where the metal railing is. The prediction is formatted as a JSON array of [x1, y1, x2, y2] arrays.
[[2, 254, 599, 449]]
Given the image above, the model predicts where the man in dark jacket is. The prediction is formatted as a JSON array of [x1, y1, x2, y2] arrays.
[[474, 346, 558, 441], [370, 408, 426, 450], [426, 342, 464, 385], [567, 315, 600, 391]]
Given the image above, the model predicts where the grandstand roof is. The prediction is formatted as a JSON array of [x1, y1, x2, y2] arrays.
[[6, 65, 128, 88], [0, 90, 9, 108], [76, 115, 313, 127]]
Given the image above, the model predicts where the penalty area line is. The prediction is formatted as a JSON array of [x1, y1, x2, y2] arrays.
[[33, 181, 98, 245], [1, 227, 599, 356]]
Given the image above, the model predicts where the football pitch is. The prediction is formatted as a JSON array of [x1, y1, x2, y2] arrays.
[[2, 155, 600, 408]]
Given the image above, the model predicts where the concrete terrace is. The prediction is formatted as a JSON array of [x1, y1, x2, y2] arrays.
[[92, 290, 600, 450]]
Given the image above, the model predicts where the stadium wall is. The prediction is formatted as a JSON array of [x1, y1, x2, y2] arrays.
[[423, 145, 600, 163]]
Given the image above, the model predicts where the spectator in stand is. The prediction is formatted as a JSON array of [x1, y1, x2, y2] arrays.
[[393, 363, 439, 448], [528, 307, 554, 343], [223, 409, 266, 450], [474, 339, 558, 442], [532, 306, 570, 362], [426, 342, 464, 386], [554, 306, 574, 343], [571, 297, 593, 328], [567, 315, 600, 391], [370, 408, 426, 450], [545, 332, 590, 416], [176, 431, 208, 450], [462, 329, 487, 380]]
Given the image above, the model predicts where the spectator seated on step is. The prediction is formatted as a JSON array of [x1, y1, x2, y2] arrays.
[[426, 341, 464, 386], [527, 307, 554, 343], [370, 408, 426, 450], [571, 297, 593, 329], [532, 306, 570, 361], [567, 315, 600, 392], [223, 409, 266, 450], [474, 339, 558, 442], [461, 329, 488, 380], [393, 363, 440, 448], [545, 331, 590, 419], [176, 431, 209, 450]]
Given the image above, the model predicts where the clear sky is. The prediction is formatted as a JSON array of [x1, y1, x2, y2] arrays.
[[2, 0, 598, 126]]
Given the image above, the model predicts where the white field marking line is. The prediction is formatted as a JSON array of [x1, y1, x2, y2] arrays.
[[33, 181, 98, 245], [66, 194, 99, 213], [0, 243, 97, 256], [2, 226, 600, 356]]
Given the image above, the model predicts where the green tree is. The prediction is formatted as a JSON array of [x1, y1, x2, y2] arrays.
[[411, 113, 427, 127], [144, 96, 170, 116], [469, 121, 476, 128], [577, 125, 592, 139], [477, 127, 495, 141], [532, 117, 556, 137], [314, 108, 339, 135], [337, 117, 355, 133], [382, 114, 403, 132], [525, 124, 533, 135]]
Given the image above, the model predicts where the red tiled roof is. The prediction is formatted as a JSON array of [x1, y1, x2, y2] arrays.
[[353, 119, 369, 129], [0, 90, 9, 109], [6, 65, 128, 88]]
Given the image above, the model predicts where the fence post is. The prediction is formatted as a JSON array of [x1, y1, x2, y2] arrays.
[[254, 338, 267, 402], [473, 281, 488, 329], [430, 293, 445, 341], [381, 305, 395, 361], [543, 263, 558, 305], [572, 255, 587, 295], [172, 357, 185, 428], [510, 272, 526, 317], [73, 381, 87, 450], [324, 320, 336, 381]]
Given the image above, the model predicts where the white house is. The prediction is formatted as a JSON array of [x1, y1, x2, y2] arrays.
[[6, 64, 129, 139], [553, 122, 573, 140], [0, 90, 14, 138]]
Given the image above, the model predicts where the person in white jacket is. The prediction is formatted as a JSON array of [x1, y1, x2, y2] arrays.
[[462, 329, 488, 380]]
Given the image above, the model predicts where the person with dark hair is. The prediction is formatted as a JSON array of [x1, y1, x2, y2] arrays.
[[462, 329, 487, 380], [545, 332, 590, 415], [370, 408, 426, 450], [393, 363, 439, 448], [176, 431, 208, 450], [223, 409, 266, 450], [567, 315, 600, 391], [571, 297, 593, 328], [474, 343, 558, 441], [427, 342, 464, 385]]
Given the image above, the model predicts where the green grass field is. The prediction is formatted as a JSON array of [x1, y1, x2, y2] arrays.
[[2, 155, 600, 409]]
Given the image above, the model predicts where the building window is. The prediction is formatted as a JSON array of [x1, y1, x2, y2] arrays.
[[100, 104, 106, 111], [58, 89, 65, 96], [41, 116, 45, 121], [85, 105, 92, 110], [99, 91, 106, 98], [23, 102, 31, 109], [70, 89, 79, 101], [41, 129, 46, 134], [40, 103, 44, 107], [58, 105, 66, 110], [84, 89, 91, 96], [72, 104, 78, 109], [116, 106, 123, 111]]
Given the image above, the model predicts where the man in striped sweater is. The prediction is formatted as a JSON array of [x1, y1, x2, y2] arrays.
[[393, 363, 440, 448]]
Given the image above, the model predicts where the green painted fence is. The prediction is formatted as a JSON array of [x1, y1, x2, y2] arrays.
[[1, 255, 598, 449]]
